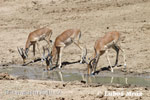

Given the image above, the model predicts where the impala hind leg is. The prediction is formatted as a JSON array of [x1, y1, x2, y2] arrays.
[[37, 42, 46, 66], [112, 45, 119, 67], [32, 44, 36, 60], [36, 42, 42, 56], [106, 49, 113, 72], [119, 48, 126, 68], [73, 40, 85, 63], [116, 43, 127, 68]]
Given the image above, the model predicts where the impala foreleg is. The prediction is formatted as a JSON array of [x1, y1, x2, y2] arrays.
[[36, 41, 45, 62], [58, 47, 64, 68], [33, 44, 36, 57]]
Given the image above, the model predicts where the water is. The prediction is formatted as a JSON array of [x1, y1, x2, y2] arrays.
[[0, 65, 150, 87]]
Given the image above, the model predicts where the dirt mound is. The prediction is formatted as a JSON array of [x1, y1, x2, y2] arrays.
[[0, 73, 15, 80]]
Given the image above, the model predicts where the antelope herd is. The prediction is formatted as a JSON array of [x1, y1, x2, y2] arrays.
[[18, 27, 126, 75]]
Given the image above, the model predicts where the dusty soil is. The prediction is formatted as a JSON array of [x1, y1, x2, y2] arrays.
[[0, 0, 150, 99], [0, 78, 150, 100]]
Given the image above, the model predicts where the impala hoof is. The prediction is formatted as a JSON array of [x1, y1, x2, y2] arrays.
[[80, 61, 83, 64], [58, 66, 62, 69], [91, 72, 95, 75], [111, 69, 114, 72], [43, 69, 48, 72], [41, 57, 46, 62], [22, 63, 26, 66], [124, 64, 127, 68], [80, 59, 86, 64]]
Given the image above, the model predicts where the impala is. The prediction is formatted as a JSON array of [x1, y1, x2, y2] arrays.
[[46, 29, 87, 70], [18, 27, 52, 64], [84, 31, 126, 75]]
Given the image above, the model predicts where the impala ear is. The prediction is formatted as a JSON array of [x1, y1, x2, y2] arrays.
[[22, 48, 28, 58]]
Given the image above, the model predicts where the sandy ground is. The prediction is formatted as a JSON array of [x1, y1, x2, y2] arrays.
[[0, 0, 150, 99]]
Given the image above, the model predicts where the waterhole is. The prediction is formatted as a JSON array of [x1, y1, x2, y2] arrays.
[[0, 65, 150, 87]]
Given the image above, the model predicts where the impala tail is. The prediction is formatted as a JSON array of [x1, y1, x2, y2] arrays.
[[17, 47, 28, 63]]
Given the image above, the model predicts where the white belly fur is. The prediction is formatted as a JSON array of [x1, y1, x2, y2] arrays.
[[64, 38, 73, 47]]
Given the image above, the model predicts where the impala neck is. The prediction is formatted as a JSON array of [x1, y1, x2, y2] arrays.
[[51, 45, 57, 61], [25, 38, 30, 52], [25, 39, 30, 55]]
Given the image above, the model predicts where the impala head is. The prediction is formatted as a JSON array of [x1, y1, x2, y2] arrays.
[[83, 54, 97, 75], [87, 57, 97, 75], [45, 51, 53, 70], [17, 47, 28, 63]]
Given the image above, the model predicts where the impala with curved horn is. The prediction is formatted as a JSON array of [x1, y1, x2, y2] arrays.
[[17, 27, 52, 64], [83, 31, 127, 75], [46, 29, 87, 70]]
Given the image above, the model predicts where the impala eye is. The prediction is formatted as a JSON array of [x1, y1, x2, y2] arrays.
[[50, 40, 53, 43]]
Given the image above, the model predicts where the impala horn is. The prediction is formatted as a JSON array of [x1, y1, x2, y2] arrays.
[[17, 47, 27, 59]]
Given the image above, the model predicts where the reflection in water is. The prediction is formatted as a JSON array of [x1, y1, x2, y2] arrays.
[[0, 65, 150, 87], [110, 77, 128, 84], [82, 74, 128, 85]]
